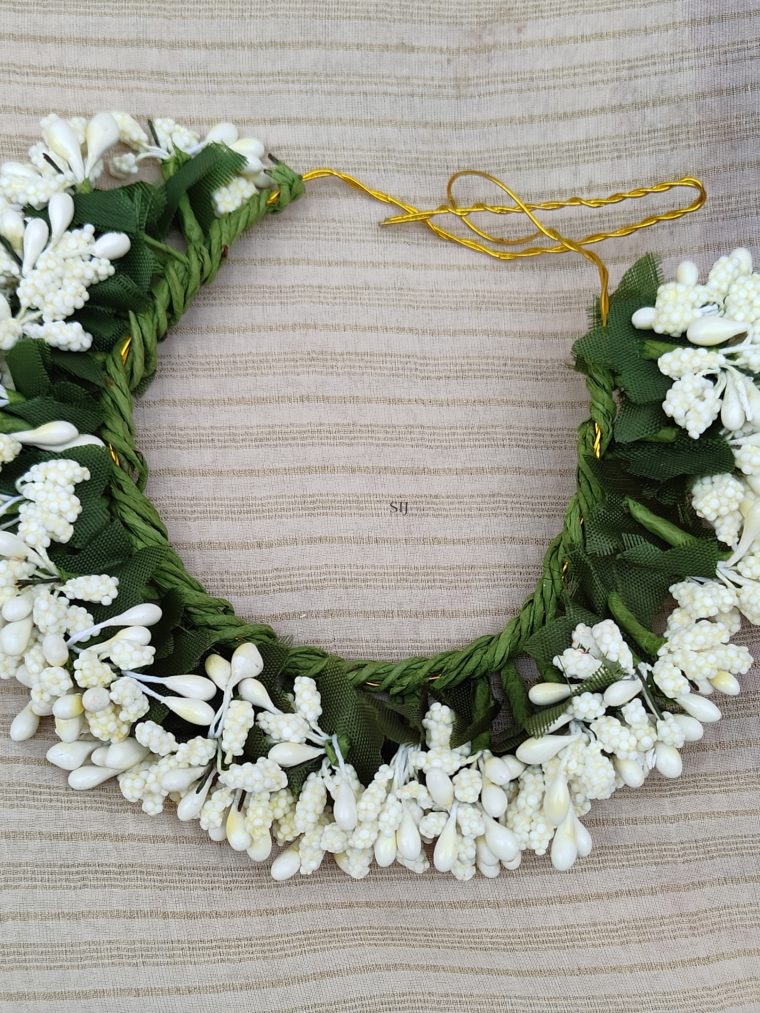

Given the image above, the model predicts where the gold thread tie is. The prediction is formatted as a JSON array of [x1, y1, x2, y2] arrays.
[[301, 168, 706, 328]]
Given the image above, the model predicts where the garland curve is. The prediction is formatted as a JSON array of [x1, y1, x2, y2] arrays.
[[0, 111, 757, 880]]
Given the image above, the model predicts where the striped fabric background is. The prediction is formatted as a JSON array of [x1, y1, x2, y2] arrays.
[[1, 1, 759, 1010]]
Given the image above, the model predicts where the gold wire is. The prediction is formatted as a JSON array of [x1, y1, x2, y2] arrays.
[[119, 335, 132, 366], [593, 422, 603, 460], [301, 168, 706, 328]]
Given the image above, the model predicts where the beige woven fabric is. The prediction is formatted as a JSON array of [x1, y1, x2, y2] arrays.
[[1, 1, 759, 1010]]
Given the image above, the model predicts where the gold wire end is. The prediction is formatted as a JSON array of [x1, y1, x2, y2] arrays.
[[593, 422, 603, 459], [119, 336, 132, 366], [107, 444, 121, 467], [266, 190, 280, 206]]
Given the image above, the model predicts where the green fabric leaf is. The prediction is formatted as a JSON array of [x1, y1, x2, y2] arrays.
[[160, 144, 247, 233], [362, 693, 424, 746], [614, 564, 672, 627], [115, 237, 158, 293], [91, 545, 167, 621], [141, 588, 185, 662], [5, 341, 51, 397], [524, 615, 580, 669], [569, 547, 616, 615], [72, 189, 142, 234], [613, 253, 661, 305], [315, 657, 385, 784], [152, 627, 220, 677], [619, 535, 723, 577], [500, 662, 532, 734], [49, 350, 107, 388], [614, 399, 669, 444], [87, 273, 152, 313], [51, 519, 133, 576], [612, 431, 735, 480], [72, 307, 129, 351], [584, 494, 643, 555], [5, 394, 103, 433]]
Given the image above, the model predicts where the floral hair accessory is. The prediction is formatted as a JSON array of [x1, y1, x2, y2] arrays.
[[1, 112, 754, 882]]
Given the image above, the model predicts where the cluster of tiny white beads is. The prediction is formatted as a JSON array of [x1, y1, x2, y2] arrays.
[[219, 757, 287, 793], [221, 700, 255, 761], [60, 574, 119, 606], [652, 282, 711, 337], [0, 433, 21, 465], [212, 177, 259, 216], [0, 166, 73, 210], [658, 346, 723, 380], [17, 226, 114, 322], [135, 720, 177, 756], [663, 373, 722, 440]]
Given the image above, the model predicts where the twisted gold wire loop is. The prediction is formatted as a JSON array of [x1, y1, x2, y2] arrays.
[[301, 168, 706, 328]]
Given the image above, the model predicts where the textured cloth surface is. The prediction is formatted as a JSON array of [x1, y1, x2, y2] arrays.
[[1, 1, 759, 1010]]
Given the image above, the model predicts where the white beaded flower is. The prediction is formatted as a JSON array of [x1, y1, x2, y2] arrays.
[[220, 699, 255, 761]]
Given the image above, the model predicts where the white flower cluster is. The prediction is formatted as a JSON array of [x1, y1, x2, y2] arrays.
[[0, 193, 130, 353], [632, 250, 760, 440], [0, 453, 226, 759], [14, 590, 756, 880], [95, 114, 274, 217]]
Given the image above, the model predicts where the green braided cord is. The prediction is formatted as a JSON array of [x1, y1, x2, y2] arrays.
[[97, 167, 616, 692]]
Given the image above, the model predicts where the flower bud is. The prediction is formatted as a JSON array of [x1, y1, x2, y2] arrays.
[[46, 739, 97, 770], [267, 742, 324, 767], [47, 191, 74, 245], [374, 832, 397, 867], [164, 697, 215, 726], [205, 654, 231, 690], [226, 806, 252, 852], [238, 677, 276, 711], [21, 216, 49, 275], [528, 682, 572, 705], [91, 232, 131, 260], [550, 811, 578, 871], [676, 693, 721, 723], [52, 693, 84, 720], [654, 742, 682, 778], [84, 112, 120, 178], [426, 767, 454, 807], [162, 674, 217, 701], [603, 678, 642, 708], [9, 703, 39, 741], [205, 122, 239, 146], [333, 778, 357, 831], [515, 734, 571, 765], [247, 832, 273, 862], [483, 815, 519, 862], [54, 714, 85, 742], [396, 805, 422, 860], [81, 687, 110, 713], [15, 420, 79, 448], [68, 764, 119, 790], [230, 642, 264, 683], [43, 116, 84, 180], [0, 617, 32, 656], [270, 845, 301, 880], [433, 810, 459, 873], [160, 765, 208, 793], [2, 593, 32, 622]]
